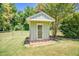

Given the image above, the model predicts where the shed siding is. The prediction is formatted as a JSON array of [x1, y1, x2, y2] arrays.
[[30, 21, 50, 40], [29, 22, 37, 40], [43, 22, 50, 39]]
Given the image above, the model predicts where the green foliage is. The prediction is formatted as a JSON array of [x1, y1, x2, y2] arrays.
[[24, 6, 36, 18], [0, 3, 77, 33], [11, 6, 35, 31], [0, 4, 36, 31], [0, 4, 4, 31], [42, 3, 76, 39], [35, 3, 45, 12], [23, 23, 29, 30], [0, 3, 17, 31], [23, 6, 36, 30], [60, 13, 79, 38], [14, 23, 23, 31], [0, 19, 4, 31]]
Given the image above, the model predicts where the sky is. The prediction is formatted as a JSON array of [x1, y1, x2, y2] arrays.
[[15, 3, 37, 11], [15, 3, 79, 12]]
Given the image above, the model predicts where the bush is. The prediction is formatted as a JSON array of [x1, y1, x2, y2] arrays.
[[60, 13, 79, 38], [14, 23, 23, 31], [23, 23, 29, 31]]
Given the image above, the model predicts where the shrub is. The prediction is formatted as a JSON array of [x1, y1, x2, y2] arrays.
[[23, 23, 29, 31], [14, 23, 23, 31], [60, 13, 79, 38]]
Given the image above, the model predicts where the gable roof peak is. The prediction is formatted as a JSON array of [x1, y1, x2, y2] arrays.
[[26, 11, 55, 22]]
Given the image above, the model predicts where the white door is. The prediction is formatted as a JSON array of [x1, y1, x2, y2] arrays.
[[37, 25, 42, 40]]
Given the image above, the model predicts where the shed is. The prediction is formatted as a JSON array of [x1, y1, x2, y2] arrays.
[[27, 11, 55, 41]]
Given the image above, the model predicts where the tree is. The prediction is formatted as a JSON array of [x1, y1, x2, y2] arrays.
[[60, 12, 79, 38], [14, 23, 23, 31], [23, 6, 36, 30], [35, 3, 45, 12], [0, 3, 4, 31], [43, 3, 76, 40], [13, 11, 25, 30], [10, 4, 17, 30], [1, 3, 17, 31], [24, 6, 36, 17]]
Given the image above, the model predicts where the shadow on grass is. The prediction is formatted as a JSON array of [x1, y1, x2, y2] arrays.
[[24, 35, 79, 45], [56, 35, 79, 41], [24, 37, 30, 45], [0, 31, 11, 33]]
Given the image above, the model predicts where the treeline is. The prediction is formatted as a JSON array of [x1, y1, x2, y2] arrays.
[[0, 3, 79, 38], [0, 3, 36, 31]]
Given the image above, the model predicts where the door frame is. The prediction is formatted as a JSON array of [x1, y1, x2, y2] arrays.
[[37, 23, 43, 40]]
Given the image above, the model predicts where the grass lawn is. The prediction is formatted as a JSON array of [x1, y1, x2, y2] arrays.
[[0, 31, 79, 56]]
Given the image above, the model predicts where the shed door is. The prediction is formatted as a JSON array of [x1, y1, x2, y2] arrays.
[[37, 25, 42, 39]]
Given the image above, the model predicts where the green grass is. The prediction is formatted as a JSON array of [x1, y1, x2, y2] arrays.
[[0, 31, 79, 56]]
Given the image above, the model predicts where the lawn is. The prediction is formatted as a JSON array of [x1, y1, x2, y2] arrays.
[[0, 31, 79, 56]]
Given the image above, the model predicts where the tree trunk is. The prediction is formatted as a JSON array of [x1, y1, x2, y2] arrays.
[[53, 16, 58, 40]]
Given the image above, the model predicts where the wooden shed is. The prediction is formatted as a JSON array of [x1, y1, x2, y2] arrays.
[[27, 11, 55, 41]]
